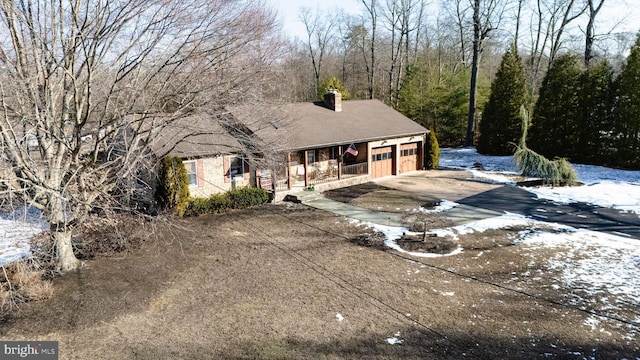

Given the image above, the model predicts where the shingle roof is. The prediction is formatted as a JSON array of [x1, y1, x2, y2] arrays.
[[280, 99, 428, 150], [149, 114, 242, 159], [152, 99, 427, 159]]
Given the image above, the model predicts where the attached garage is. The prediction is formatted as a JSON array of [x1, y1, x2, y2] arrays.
[[371, 146, 394, 178], [399, 142, 421, 173]]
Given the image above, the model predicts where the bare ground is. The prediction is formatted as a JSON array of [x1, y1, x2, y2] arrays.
[[1, 171, 639, 359]]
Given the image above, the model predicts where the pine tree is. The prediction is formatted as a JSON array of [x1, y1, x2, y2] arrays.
[[528, 54, 583, 160], [397, 64, 484, 146], [613, 33, 640, 169], [318, 77, 350, 100], [577, 60, 614, 165], [477, 44, 527, 155]]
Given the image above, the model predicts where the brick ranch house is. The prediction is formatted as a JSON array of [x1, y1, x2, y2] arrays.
[[153, 92, 429, 200]]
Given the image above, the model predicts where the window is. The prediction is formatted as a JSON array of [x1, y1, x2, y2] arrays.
[[229, 156, 245, 177], [330, 146, 340, 159], [401, 148, 416, 157], [184, 160, 198, 186], [307, 150, 315, 165]]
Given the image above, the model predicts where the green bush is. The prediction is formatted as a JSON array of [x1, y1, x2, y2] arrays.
[[228, 187, 269, 209], [426, 129, 440, 169], [185, 187, 268, 216], [155, 157, 190, 217], [185, 193, 231, 216]]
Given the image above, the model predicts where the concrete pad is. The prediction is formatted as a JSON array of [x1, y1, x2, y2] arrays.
[[303, 197, 405, 227]]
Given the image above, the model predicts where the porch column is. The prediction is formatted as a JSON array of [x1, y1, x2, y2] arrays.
[[338, 145, 343, 179], [304, 150, 309, 187], [286, 152, 292, 190]]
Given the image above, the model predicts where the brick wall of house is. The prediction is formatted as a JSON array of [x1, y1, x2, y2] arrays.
[[188, 156, 251, 198]]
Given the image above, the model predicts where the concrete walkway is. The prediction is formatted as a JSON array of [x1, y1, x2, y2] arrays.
[[291, 190, 501, 227], [304, 197, 406, 227]]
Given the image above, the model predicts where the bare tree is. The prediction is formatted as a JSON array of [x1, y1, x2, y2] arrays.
[[361, 0, 378, 99], [548, 0, 587, 63], [0, 0, 278, 271], [300, 7, 337, 98], [584, 0, 605, 67], [380, 0, 424, 106], [464, 0, 506, 147]]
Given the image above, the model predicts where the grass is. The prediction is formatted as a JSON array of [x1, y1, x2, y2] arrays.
[[0, 185, 636, 358]]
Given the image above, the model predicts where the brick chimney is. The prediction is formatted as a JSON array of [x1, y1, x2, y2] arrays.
[[323, 89, 342, 112]]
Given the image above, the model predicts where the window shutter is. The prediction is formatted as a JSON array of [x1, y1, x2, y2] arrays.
[[223, 156, 230, 183], [243, 159, 250, 180], [197, 159, 205, 187]]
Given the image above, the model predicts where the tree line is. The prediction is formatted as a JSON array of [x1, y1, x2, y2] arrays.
[[286, 0, 637, 155], [477, 37, 640, 170]]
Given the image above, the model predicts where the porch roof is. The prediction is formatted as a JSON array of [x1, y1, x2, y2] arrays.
[[276, 99, 428, 150]]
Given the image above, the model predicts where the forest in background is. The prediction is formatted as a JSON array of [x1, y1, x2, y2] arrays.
[[278, 0, 640, 169]]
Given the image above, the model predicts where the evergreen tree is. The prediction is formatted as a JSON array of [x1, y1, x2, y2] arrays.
[[426, 129, 440, 169], [398, 64, 488, 146], [318, 77, 350, 100], [577, 60, 614, 165], [613, 33, 640, 169], [528, 54, 583, 160], [515, 106, 578, 186], [477, 44, 527, 155], [155, 157, 191, 217]]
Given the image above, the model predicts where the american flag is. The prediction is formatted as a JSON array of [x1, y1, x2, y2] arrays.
[[346, 143, 358, 156]]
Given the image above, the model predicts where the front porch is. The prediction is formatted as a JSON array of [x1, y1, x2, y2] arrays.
[[257, 136, 425, 201]]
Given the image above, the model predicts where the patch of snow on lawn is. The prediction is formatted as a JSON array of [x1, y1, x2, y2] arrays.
[[365, 222, 463, 258], [416, 200, 458, 214], [439, 147, 518, 172], [386, 332, 404, 345], [429, 212, 568, 240], [516, 229, 640, 301], [0, 209, 48, 266]]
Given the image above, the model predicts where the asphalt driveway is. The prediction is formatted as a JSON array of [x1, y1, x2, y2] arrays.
[[457, 185, 640, 240], [375, 171, 640, 240]]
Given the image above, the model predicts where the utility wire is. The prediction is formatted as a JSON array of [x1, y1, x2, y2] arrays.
[[233, 211, 463, 348], [275, 209, 640, 331]]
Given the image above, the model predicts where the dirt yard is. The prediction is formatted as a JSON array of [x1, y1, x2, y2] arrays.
[[1, 171, 638, 359]]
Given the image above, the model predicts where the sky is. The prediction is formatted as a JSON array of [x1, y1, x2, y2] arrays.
[[267, 0, 640, 44], [266, 0, 361, 40]]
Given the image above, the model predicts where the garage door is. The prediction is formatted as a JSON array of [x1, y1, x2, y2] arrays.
[[371, 146, 393, 178], [399, 143, 420, 173]]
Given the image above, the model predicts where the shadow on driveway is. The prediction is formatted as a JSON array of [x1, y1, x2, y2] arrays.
[[457, 186, 640, 240]]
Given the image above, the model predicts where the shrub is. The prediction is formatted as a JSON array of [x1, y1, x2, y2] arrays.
[[227, 187, 269, 209], [185, 188, 268, 216], [155, 157, 190, 217], [426, 129, 440, 169], [185, 193, 231, 216]]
